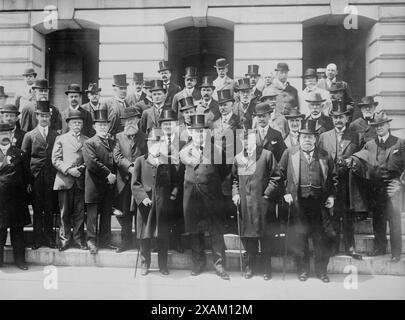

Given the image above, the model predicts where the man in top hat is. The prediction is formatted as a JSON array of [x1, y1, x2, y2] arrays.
[[52, 109, 89, 252], [113, 107, 146, 253], [178, 97, 197, 144], [254, 102, 287, 163], [21, 100, 59, 249], [180, 114, 231, 280], [270, 62, 299, 110], [0, 122, 31, 270], [172, 66, 202, 115], [83, 107, 117, 254], [305, 92, 334, 135], [245, 64, 262, 98], [82, 83, 102, 126], [284, 109, 305, 150], [232, 129, 281, 280], [212, 58, 237, 100], [349, 96, 378, 148], [61, 84, 94, 138], [346, 111, 405, 261], [196, 76, 221, 127], [318, 100, 362, 259], [299, 68, 331, 117], [100, 74, 129, 136], [158, 60, 181, 106], [126, 73, 147, 107], [15, 67, 37, 111], [279, 118, 337, 283], [140, 80, 168, 134], [134, 80, 154, 114], [20, 78, 62, 133], [232, 78, 258, 130], [0, 104, 26, 149]]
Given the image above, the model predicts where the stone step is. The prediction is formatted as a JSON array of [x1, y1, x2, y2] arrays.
[[3, 247, 405, 276], [355, 218, 405, 235]]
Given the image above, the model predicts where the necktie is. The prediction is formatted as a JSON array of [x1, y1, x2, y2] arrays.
[[303, 150, 313, 163], [43, 127, 47, 139], [168, 136, 172, 165]]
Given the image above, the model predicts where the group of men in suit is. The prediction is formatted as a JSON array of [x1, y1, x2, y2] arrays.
[[0, 58, 403, 285]]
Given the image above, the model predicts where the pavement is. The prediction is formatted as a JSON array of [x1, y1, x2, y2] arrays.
[[0, 265, 404, 300]]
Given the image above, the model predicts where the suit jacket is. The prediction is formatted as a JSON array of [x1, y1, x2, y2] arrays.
[[256, 126, 287, 163], [140, 103, 171, 134], [270, 80, 300, 110], [83, 135, 116, 203], [20, 98, 62, 133], [307, 113, 334, 135], [126, 91, 147, 107], [134, 98, 153, 115], [21, 126, 58, 181], [172, 87, 202, 114], [81, 102, 100, 120], [164, 82, 182, 106], [52, 131, 88, 191], [196, 99, 221, 127], [61, 105, 95, 138], [100, 97, 128, 136], [284, 132, 300, 150], [349, 117, 377, 148], [213, 76, 237, 100], [318, 127, 359, 162], [11, 127, 26, 149], [113, 131, 147, 195], [318, 79, 353, 101], [232, 98, 257, 130]]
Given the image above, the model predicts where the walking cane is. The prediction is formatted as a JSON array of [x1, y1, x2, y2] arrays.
[[134, 205, 148, 278], [236, 203, 243, 277], [283, 202, 292, 280]]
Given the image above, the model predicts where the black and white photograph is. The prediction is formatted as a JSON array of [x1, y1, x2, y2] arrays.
[[0, 0, 404, 305]]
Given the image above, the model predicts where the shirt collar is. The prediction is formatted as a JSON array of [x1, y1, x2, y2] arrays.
[[154, 102, 164, 110], [379, 132, 390, 143], [311, 112, 322, 120], [335, 127, 346, 134], [221, 113, 232, 122]]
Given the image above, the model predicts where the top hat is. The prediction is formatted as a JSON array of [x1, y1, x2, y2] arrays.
[[65, 109, 84, 122], [357, 96, 379, 108], [143, 80, 153, 89], [189, 114, 208, 129], [0, 122, 13, 132], [120, 106, 141, 120], [112, 74, 129, 87], [245, 64, 260, 77], [133, 73, 144, 83], [369, 111, 392, 126], [236, 78, 251, 91], [303, 68, 317, 79], [35, 100, 51, 114], [253, 102, 273, 116], [199, 76, 215, 89], [305, 92, 326, 104], [93, 108, 110, 123], [260, 87, 279, 101], [22, 67, 37, 77], [285, 108, 305, 120], [183, 66, 198, 78], [0, 86, 8, 98], [158, 60, 172, 72], [85, 83, 101, 94], [330, 99, 350, 116], [214, 58, 229, 69], [65, 84, 82, 95], [299, 119, 318, 134], [179, 96, 196, 112], [32, 79, 51, 90], [0, 104, 19, 115], [217, 89, 234, 105], [328, 82, 345, 93], [158, 108, 178, 123], [275, 62, 290, 72], [150, 79, 166, 92]]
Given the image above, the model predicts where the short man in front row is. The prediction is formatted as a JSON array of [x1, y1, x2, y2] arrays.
[[113, 107, 146, 253], [232, 130, 281, 280], [83, 108, 117, 254], [180, 114, 230, 280], [347, 111, 405, 262], [279, 119, 337, 283], [52, 109, 88, 251], [318, 100, 361, 259]]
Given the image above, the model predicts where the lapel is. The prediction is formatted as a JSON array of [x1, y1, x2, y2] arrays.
[[34, 127, 46, 144], [291, 148, 300, 185], [341, 129, 352, 153], [285, 134, 291, 149], [150, 106, 158, 127], [382, 135, 398, 163], [97, 135, 111, 151], [316, 115, 325, 131]]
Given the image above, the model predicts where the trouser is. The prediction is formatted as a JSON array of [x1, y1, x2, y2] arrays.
[[190, 233, 226, 271], [32, 171, 55, 244], [373, 191, 402, 257], [241, 237, 273, 274], [0, 227, 25, 265], [295, 197, 330, 275], [115, 184, 135, 248], [330, 208, 356, 254], [140, 238, 169, 270], [58, 184, 85, 246], [86, 195, 113, 246]]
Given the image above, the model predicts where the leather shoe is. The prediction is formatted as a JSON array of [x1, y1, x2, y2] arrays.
[[244, 267, 254, 279], [317, 274, 330, 283], [190, 269, 202, 276], [15, 261, 28, 271], [101, 243, 118, 250], [391, 255, 401, 262], [368, 249, 386, 257], [116, 246, 130, 253], [79, 244, 88, 251], [59, 244, 70, 252], [298, 272, 308, 281], [160, 268, 169, 275], [263, 273, 272, 281], [141, 268, 149, 276], [216, 269, 230, 280], [88, 244, 98, 255], [31, 243, 41, 250]]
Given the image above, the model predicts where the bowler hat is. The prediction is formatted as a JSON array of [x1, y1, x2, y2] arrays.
[[275, 62, 289, 72], [189, 114, 208, 129], [236, 78, 251, 91], [0, 86, 8, 98], [65, 109, 84, 122], [112, 74, 129, 87], [260, 87, 278, 101], [158, 60, 172, 73], [150, 79, 166, 92], [199, 76, 215, 89], [214, 58, 229, 69], [285, 109, 305, 120], [217, 89, 234, 104], [179, 97, 196, 112], [245, 64, 260, 77], [35, 100, 51, 114], [158, 108, 178, 123], [65, 84, 82, 95], [133, 73, 144, 82], [303, 68, 317, 79], [120, 106, 141, 120], [85, 83, 101, 94], [22, 67, 37, 77], [32, 79, 51, 90], [0, 104, 20, 115], [0, 122, 13, 132], [93, 108, 110, 123], [299, 119, 318, 134], [330, 99, 350, 116], [305, 92, 326, 104], [357, 96, 379, 108], [183, 66, 198, 78], [369, 111, 392, 126], [253, 102, 273, 116]]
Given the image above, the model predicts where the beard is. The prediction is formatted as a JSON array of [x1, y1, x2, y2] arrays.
[[125, 125, 138, 136]]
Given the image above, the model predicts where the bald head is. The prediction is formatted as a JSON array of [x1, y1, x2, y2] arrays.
[[326, 63, 338, 80]]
